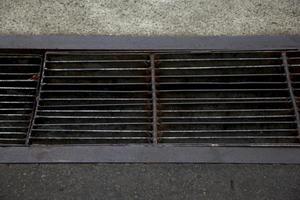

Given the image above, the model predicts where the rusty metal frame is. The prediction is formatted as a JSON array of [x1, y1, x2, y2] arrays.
[[0, 35, 300, 163]]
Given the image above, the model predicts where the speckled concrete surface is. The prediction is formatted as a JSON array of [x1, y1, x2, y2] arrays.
[[0, 0, 299, 36], [0, 164, 300, 200]]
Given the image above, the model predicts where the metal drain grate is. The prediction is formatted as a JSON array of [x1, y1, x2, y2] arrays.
[[0, 53, 41, 145], [156, 52, 299, 145], [30, 52, 153, 144], [1, 50, 300, 146]]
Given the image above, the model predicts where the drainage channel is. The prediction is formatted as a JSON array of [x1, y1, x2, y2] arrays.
[[0, 36, 300, 163], [0, 50, 300, 147]]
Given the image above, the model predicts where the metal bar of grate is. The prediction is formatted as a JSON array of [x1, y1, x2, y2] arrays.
[[150, 54, 158, 144], [25, 53, 46, 145]]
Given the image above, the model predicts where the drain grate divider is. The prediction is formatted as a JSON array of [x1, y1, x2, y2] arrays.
[[25, 52, 46, 145], [150, 54, 158, 144]]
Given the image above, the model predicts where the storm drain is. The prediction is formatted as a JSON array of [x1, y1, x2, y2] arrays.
[[0, 50, 300, 146]]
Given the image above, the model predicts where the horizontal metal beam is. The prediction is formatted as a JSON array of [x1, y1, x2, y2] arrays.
[[0, 35, 299, 50], [0, 145, 300, 164]]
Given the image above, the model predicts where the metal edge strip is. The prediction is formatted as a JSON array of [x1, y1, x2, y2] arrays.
[[0, 35, 299, 50], [0, 145, 300, 164]]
